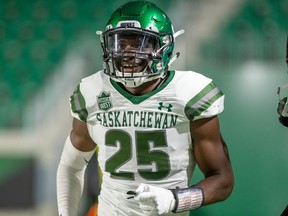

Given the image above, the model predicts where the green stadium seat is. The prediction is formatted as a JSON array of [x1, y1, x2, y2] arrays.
[[199, 0, 287, 68]]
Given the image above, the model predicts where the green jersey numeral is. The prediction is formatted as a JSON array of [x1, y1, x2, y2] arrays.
[[105, 130, 170, 181]]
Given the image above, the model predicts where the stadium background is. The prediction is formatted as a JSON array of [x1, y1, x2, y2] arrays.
[[0, 0, 287, 215]]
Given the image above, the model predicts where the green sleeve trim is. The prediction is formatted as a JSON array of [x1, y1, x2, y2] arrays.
[[185, 82, 223, 120], [70, 85, 88, 121]]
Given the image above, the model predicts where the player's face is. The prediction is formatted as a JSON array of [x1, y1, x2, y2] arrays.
[[107, 32, 159, 73]]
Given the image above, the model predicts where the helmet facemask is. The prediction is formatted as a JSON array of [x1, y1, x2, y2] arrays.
[[101, 28, 174, 88]]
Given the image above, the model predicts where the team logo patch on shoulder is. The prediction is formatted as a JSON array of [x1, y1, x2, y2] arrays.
[[97, 91, 112, 111]]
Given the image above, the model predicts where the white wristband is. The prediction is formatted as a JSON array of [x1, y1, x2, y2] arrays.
[[170, 186, 204, 213]]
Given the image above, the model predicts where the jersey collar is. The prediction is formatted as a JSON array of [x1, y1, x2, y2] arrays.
[[110, 71, 175, 104]]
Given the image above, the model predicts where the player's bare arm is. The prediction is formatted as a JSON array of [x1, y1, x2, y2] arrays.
[[191, 116, 234, 205], [70, 118, 96, 151]]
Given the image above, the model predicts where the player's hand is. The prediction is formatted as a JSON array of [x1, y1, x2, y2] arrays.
[[134, 183, 176, 215]]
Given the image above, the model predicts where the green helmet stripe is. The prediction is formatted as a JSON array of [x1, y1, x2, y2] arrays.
[[70, 85, 88, 121], [185, 82, 223, 120]]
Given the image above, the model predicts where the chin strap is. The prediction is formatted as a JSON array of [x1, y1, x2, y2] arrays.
[[96, 30, 103, 38], [173, 29, 185, 39], [168, 29, 185, 67], [168, 52, 180, 66]]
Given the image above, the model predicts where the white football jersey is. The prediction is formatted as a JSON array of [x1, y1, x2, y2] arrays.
[[70, 70, 224, 216]]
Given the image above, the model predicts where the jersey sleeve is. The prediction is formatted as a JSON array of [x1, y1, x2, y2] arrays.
[[69, 83, 89, 122], [184, 81, 224, 121]]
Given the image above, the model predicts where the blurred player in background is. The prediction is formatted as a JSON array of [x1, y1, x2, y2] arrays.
[[56, 1, 234, 215], [277, 35, 288, 127], [278, 36, 288, 216]]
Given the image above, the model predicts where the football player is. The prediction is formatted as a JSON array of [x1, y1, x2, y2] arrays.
[[277, 35, 288, 127], [57, 1, 234, 216]]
